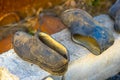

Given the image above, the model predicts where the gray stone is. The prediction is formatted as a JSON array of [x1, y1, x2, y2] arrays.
[[0, 50, 50, 80], [0, 67, 19, 80]]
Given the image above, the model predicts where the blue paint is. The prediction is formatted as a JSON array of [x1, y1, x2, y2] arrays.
[[91, 26, 104, 39]]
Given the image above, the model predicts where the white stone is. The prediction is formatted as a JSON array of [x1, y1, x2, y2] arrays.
[[0, 67, 19, 80]]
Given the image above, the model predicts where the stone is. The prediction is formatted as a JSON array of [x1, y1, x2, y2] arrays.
[[0, 67, 19, 80], [39, 14, 66, 35], [0, 50, 50, 80]]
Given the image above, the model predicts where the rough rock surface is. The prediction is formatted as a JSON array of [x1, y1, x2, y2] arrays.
[[0, 14, 120, 80], [0, 50, 50, 80], [0, 67, 19, 80]]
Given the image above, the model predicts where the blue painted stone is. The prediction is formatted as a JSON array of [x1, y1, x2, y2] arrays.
[[61, 9, 114, 55], [109, 0, 120, 33]]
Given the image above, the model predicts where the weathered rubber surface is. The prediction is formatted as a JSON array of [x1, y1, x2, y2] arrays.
[[13, 31, 69, 76], [61, 9, 114, 55]]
